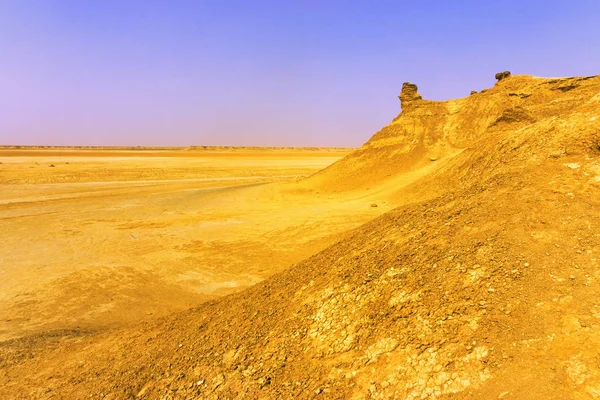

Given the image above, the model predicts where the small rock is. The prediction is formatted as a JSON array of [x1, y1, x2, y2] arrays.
[[214, 374, 225, 389], [371, 204, 378, 208], [570, 275, 576, 280], [565, 163, 581, 169], [49, 164, 55, 167], [509, 92, 531, 98], [429, 156, 437, 161], [315, 388, 323, 395], [470, 90, 477, 95]]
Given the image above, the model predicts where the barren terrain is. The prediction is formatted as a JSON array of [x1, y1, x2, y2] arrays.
[[0, 147, 387, 341], [2, 74, 600, 399]]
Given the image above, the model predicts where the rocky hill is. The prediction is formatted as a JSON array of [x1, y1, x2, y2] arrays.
[[308, 74, 600, 194], [1, 73, 600, 399]]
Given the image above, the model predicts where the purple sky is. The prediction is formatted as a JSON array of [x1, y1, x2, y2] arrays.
[[1, 1, 599, 147]]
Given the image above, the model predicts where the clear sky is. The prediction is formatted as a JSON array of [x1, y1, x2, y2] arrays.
[[1, 1, 599, 147]]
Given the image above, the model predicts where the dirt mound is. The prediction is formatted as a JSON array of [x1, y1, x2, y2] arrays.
[[1, 74, 600, 399]]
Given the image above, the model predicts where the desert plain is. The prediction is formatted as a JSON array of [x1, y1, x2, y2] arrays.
[[0, 147, 383, 341]]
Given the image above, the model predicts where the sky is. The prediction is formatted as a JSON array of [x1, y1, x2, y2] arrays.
[[1, 1, 599, 147]]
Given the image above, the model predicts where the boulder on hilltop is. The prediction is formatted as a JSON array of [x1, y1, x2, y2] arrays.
[[495, 70, 511, 82]]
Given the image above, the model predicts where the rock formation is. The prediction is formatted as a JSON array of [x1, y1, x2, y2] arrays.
[[398, 82, 423, 108], [495, 70, 511, 82]]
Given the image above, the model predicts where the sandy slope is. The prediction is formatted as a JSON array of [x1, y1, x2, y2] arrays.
[[1, 74, 600, 399]]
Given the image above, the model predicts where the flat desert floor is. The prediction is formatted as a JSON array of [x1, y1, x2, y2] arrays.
[[0, 148, 393, 342]]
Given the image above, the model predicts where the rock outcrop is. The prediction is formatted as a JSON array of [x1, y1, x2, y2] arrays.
[[495, 70, 511, 82], [398, 82, 423, 108]]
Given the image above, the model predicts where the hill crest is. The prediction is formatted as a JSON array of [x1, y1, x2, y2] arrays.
[[306, 73, 600, 194]]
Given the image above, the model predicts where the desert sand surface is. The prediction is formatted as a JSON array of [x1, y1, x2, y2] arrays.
[[2, 74, 600, 399], [0, 147, 388, 341]]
